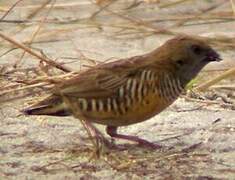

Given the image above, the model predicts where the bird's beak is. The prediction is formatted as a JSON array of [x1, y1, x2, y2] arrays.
[[206, 50, 222, 62]]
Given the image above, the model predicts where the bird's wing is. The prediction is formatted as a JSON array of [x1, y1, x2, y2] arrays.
[[57, 55, 150, 98]]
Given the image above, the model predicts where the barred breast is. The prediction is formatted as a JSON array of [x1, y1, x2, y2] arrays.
[[74, 70, 184, 126]]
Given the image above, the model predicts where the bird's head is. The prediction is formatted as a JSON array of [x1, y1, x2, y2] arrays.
[[156, 35, 222, 84]]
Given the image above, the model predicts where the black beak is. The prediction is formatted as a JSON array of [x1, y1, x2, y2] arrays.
[[205, 50, 222, 62]]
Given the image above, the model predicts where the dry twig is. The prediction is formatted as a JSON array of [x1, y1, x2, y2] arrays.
[[0, 32, 71, 72]]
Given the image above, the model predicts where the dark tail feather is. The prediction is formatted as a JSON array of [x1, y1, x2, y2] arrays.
[[22, 106, 70, 116], [22, 95, 71, 116]]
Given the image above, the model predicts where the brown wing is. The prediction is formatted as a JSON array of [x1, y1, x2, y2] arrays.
[[22, 55, 155, 117], [57, 55, 151, 99]]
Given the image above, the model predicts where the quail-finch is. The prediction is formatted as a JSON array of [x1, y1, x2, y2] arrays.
[[23, 35, 221, 148]]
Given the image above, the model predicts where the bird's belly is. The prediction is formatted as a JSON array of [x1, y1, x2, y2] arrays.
[[81, 93, 176, 126]]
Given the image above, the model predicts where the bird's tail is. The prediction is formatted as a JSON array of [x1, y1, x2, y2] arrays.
[[22, 95, 71, 116]]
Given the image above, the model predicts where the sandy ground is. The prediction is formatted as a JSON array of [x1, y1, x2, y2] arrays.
[[0, 0, 235, 179], [0, 99, 234, 179]]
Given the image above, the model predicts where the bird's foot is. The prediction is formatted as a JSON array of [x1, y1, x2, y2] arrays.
[[106, 126, 162, 149], [118, 134, 162, 149], [135, 137, 162, 149]]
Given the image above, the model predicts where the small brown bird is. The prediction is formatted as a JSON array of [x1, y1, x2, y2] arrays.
[[23, 35, 221, 148]]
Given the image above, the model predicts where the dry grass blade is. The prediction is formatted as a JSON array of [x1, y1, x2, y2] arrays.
[[211, 84, 235, 91], [173, 0, 227, 27], [0, 0, 24, 20], [0, 70, 79, 105], [195, 67, 235, 91], [0, 32, 71, 72], [159, 0, 193, 8], [26, 0, 52, 19], [231, 0, 235, 15], [0, 2, 92, 11], [14, 0, 55, 68], [90, 0, 118, 19], [0, 81, 52, 105], [94, 5, 235, 50]]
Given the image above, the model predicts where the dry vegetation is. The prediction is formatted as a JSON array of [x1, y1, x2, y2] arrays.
[[0, 0, 234, 179]]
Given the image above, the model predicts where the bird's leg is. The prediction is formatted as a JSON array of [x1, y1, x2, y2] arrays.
[[106, 126, 162, 149], [84, 121, 113, 148]]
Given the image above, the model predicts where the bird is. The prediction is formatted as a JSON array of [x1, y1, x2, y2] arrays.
[[22, 35, 221, 148]]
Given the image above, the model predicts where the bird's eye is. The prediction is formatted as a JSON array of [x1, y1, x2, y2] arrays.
[[191, 45, 202, 55], [176, 59, 184, 66]]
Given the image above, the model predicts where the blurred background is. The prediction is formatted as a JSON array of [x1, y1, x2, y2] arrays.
[[1, 0, 235, 69]]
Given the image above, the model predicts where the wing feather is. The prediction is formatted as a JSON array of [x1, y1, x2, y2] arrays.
[[57, 55, 150, 98]]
